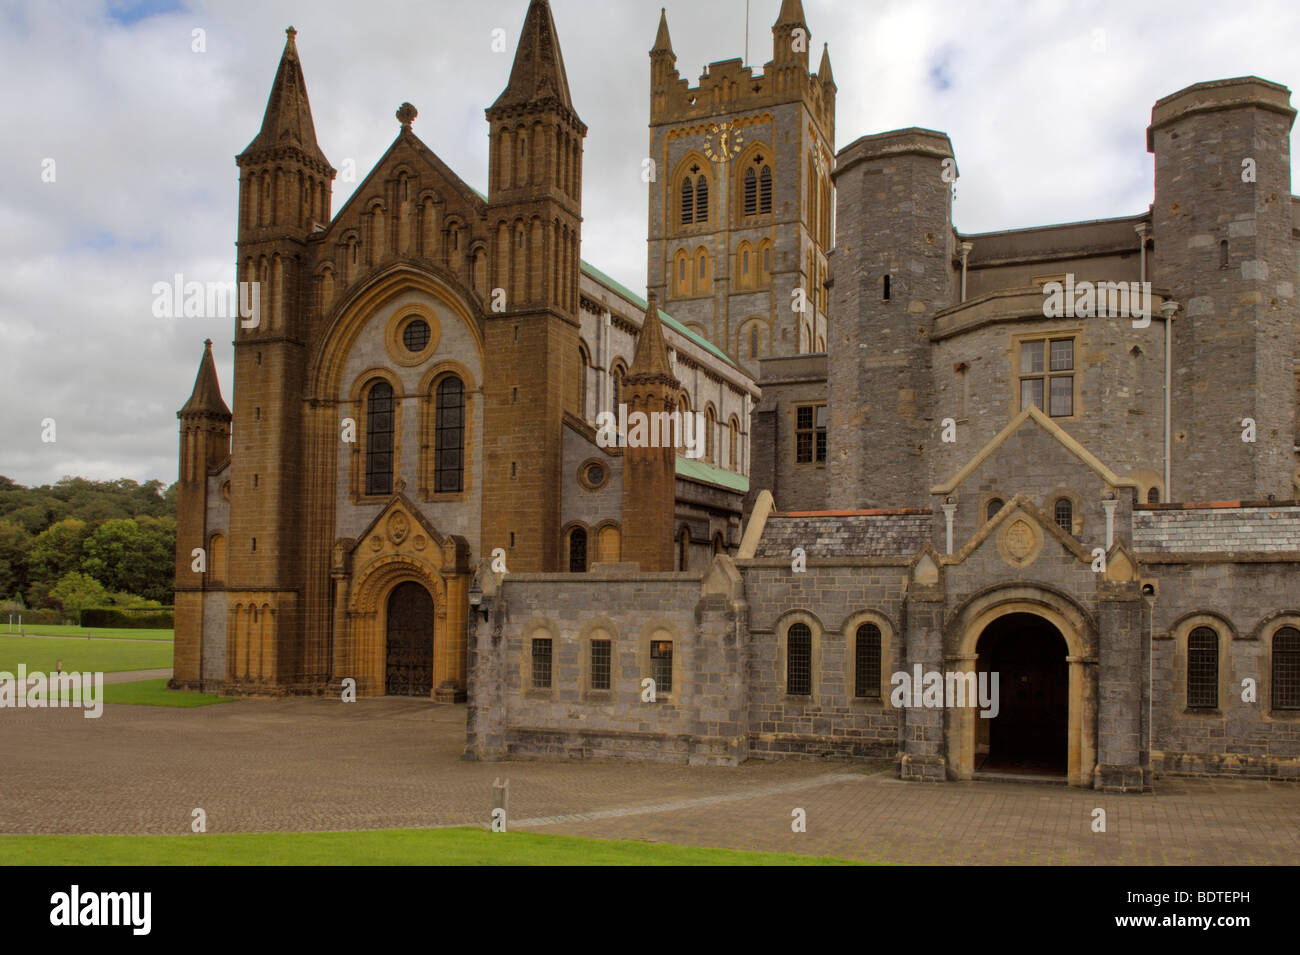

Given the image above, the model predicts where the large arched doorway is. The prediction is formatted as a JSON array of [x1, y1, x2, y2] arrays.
[[975, 612, 1069, 775], [385, 581, 434, 697]]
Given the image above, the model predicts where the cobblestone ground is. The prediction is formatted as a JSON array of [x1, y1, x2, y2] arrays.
[[1, 698, 1296, 864]]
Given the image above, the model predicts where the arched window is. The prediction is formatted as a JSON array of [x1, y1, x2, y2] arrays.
[[1272, 626, 1300, 710], [787, 623, 812, 696], [1187, 626, 1218, 709], [761, 243, 771, 278], [674, 250, 689, 297], [728, 416, 739, 470], [855, 623, 881, 699], [680, 178, 694, 224], [434, 376, 465, 493], [1147, 487, 1160, 504], [568, 527, 587, 573], [611, 362, 626, 413], [578, 345, 589, 419], [695, 175, 708, 223], [365, 380, 395, 496], [697, 249, 708, 288], [705, 406, 717, 462], [748, 324, 759, 359], [759, 165, 772, 213], [986, 498, 1004, 522], [744, 167, 757, 215], [1053, 498, 1073, 533], [712, 533, 724, 556]]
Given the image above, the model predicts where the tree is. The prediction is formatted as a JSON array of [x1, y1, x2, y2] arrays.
[[26, 518, 89, 591], [82, 518, 143, 594], [0, 520, 31, 599], [48, 572, 109, 614]]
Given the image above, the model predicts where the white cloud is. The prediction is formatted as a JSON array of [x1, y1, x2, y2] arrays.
[[0, 0, 1296, 486]]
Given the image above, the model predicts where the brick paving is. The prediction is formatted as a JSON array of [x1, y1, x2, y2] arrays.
[[1, 697, 1296, 863]]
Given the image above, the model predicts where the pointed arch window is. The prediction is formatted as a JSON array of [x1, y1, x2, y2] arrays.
[[759, 165, 772, 213], [744, 167, 757, 216], [611, 361, 626, 413], [695, 175, 709, 223], [680, 178, 694, 224], [434, 376, 465, 493], [365, 380, 395, 496]]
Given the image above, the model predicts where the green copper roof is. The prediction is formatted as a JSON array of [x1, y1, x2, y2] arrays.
[[580, 260, 736, 368], [675, 455, 749, 493]]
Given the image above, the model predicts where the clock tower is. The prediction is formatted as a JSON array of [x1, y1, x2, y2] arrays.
[[646, 0, 835, 374]]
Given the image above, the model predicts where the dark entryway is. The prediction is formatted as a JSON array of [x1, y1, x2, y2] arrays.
[[385, 581, 434, 697], [975, 612, 1068, 776]]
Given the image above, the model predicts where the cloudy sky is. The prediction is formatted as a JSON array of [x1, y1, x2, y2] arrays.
[[1, 0, 1297, 489]]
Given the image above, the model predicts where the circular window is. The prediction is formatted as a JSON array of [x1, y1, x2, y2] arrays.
[[402, 319, 431, 352], [577, 458, 610, 492]]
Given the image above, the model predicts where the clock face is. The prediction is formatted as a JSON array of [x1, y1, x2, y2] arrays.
[[703, 122, 744, 164]]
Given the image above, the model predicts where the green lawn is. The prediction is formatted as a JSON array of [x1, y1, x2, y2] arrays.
[[99, 678, 232, 707], [2, 624, 173, 641], [0, 827, 862, 866], [0, 635, 173, 674]]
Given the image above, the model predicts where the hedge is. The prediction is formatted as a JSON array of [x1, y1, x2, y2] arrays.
[[79, 608, 175, 629]]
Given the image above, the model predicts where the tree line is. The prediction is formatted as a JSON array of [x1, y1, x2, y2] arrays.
[[0, 476, 177, 613]]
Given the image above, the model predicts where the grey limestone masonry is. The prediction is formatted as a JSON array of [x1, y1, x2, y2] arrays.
[[827, 130, 957, 512], [749, 354, 829, 513], [460, 74, 1300, 789]]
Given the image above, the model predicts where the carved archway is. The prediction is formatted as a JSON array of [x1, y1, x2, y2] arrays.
[[945, 585, 1097, 787]]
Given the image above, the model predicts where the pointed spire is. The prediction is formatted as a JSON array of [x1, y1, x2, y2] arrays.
[[240, 26, 330, 168], [629, 293, 677, 382], [651, 7, 674, 55], [179, 340, 231, 419], [490, 0, 574, 113], [818, 43, 835, 89], [774, 0, 808, 28]]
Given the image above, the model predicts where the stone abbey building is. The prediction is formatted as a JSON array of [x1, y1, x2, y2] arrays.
[[176, 0, 1300, 788]]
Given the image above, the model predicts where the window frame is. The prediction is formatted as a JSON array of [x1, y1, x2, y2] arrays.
[[1016, 333, 1078, 419], [794, 402, 827, 465]]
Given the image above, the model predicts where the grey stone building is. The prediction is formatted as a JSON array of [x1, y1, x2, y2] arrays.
[[465, 4, 1300, 789]]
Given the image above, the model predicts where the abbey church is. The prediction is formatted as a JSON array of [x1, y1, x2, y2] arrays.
[[176, 0, 1300, 788]]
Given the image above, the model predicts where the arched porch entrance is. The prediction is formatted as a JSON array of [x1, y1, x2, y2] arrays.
[[385, 581, 435, 697], [975, 612, 1069, 775], [945, 589, 1096, 787]]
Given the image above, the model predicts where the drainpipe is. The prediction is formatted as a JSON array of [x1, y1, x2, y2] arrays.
[[941, 498, 956, 554], [1135, 223, 1147, 285], [1160, 300, 1179, 500], [959, 242, 973, 303]]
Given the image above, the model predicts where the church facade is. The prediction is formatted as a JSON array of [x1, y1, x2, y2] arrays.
[[177, 0, 1300, 788]]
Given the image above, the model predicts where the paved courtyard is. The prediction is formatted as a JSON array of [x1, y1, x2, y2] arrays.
[[1, 697, 1296, 864]]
